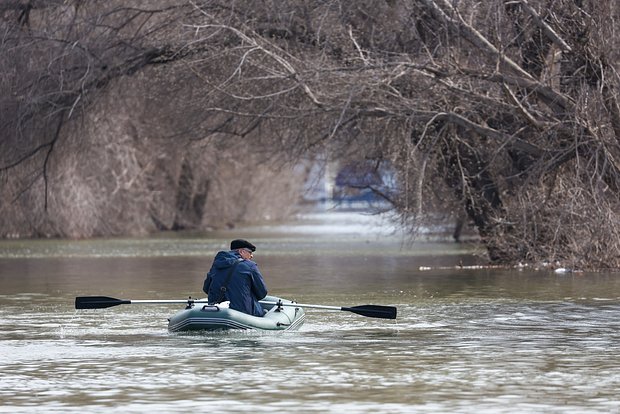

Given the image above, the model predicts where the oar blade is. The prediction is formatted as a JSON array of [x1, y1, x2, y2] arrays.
[[343, 305, 397, 319], [75, 296, 130, 309]]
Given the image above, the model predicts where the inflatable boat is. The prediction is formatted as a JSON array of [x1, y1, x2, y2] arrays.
[[75, 294, 395, 333], [167, 295, 306, 332]]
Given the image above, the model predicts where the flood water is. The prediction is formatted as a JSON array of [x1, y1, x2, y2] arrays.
[[1, 211, 619, 413]]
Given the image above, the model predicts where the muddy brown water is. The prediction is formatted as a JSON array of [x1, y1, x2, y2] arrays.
[[1, 212, 619, 413]]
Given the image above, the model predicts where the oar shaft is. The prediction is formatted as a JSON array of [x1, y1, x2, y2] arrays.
[[128, 300, 210, 305], [259, 301, 342, 311]]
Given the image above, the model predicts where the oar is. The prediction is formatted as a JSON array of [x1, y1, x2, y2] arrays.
[[75, 296, 206, 309], [76, 296, 398, 319], [260, 300, 397, 319]]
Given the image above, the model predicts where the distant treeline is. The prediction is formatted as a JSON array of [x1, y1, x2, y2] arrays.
[[1, 1, 618, 269]]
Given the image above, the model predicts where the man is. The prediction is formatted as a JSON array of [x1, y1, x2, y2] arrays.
[[202, 239, 268, 317]]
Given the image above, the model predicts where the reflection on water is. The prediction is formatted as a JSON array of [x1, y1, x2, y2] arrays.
[[1, 212, 619, 413]]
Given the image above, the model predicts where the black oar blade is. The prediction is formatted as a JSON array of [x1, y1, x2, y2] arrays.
[[342, 305, 397, 319], [75, 296, 130, 309]]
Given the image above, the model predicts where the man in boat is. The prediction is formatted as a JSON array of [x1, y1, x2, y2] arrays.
[[202, 239, 268, 317]]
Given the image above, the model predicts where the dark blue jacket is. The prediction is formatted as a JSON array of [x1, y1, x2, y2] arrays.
[[202, 250, 268, 317]]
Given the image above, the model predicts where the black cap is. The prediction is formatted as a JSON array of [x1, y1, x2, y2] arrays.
[[230, 239, 256, 252]]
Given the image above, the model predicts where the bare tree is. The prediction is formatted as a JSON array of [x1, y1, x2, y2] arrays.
[[180, 0, 619, 268], [0, 0, 304, 238], [1, 0, 618, 268]]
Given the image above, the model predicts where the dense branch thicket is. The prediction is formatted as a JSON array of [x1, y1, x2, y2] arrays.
[[0, 1, 305, 237], [1, 0, 618, 269]]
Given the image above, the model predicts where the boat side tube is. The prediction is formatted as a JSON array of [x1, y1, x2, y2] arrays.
[[167, 295, 305, 332]]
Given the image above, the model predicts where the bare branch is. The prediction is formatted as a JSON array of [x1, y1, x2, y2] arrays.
[[519, 0, 572, 52]]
